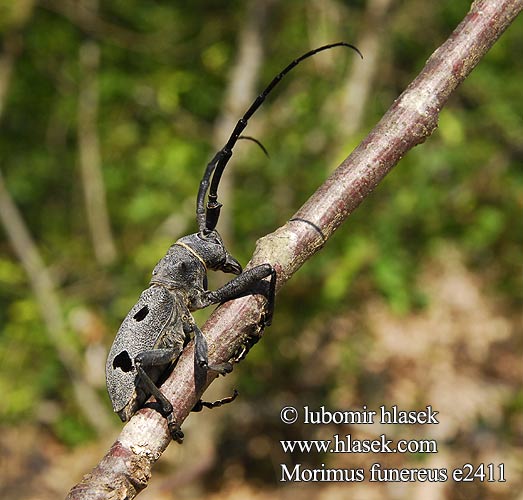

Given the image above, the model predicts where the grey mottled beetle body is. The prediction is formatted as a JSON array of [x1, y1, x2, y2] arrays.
[[105, 232, 271, 441], [105, 43, 361, 442], [106, 284, 183, 421]]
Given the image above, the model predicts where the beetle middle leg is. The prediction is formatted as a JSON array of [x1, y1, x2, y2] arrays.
[[188, 322, 239, 413], [193, 323, 233, 375], [135, 348, 185, 442]]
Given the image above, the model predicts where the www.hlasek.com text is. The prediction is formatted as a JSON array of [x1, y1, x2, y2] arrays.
[[280, 433, 437, 454]]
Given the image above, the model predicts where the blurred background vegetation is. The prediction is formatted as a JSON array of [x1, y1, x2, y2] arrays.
[[0, 1, 522, 499]]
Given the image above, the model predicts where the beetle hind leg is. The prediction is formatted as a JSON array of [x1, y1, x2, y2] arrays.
[[165, 414, 185, 443], [192, 389, 239, 412], [134, 348, 184, 443]]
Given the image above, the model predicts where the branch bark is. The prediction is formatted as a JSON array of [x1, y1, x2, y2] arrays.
[[67, 1, 523, 497]]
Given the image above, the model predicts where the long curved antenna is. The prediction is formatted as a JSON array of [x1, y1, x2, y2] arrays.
[[239, 135, 270, 158], [196, 41, 363, 234]]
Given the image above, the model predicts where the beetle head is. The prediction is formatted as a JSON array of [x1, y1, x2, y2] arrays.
[[179, 231, 242, 275]]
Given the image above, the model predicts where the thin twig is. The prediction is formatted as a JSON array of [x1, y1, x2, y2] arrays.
[[0, 0, 113, 436], [0, 171, 114, 434], [67, 1, 523, 497], [209, 0, 268, 242], [77, 0, 117, 265], [340, 0, 395, 136], [38, 0, 174, 54]]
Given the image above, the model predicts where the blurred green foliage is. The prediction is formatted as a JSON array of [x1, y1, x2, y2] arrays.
[[0, 0, 522, 449]]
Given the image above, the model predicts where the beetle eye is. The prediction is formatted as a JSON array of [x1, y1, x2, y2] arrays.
[[113, 350, 133, 372], [199, 231, 219, 244], [133, 305, 149, 321]]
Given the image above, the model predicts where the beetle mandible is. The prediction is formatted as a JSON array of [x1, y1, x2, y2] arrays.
[[105, 42, 362, 442]]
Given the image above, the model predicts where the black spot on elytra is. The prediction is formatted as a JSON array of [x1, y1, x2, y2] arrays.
[[113, 350, 133, 372], [133, 305, 149, 321]]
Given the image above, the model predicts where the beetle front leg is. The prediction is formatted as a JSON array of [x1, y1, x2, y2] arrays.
[[135, 348, 185, 443], [193, 263, 277, 326]]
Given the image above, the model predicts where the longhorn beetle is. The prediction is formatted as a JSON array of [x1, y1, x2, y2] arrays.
[[105, 42, 362, 442]]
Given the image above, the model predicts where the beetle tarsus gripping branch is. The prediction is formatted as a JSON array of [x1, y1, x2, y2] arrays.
[[105, 42, 362, 441]]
